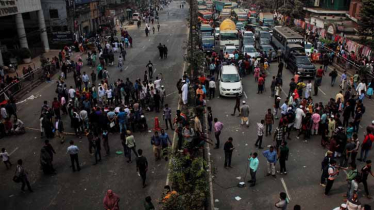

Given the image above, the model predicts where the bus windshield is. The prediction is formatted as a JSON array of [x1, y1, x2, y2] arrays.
[[238, 15, 247, 19], [203, 38, 215, 45], [220, 33, 238, 40], [204, 14, 212, 19]]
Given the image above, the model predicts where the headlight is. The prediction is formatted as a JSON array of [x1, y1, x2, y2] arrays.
[[221, 87, 227, 91]]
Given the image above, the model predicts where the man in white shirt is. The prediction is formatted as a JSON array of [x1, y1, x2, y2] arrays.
[[154, 75, 162, 90], [79, 109, 88, 129], [81, 72, 89, 90], [68, 86, 76, 100], [66, 140, 80, 172], [209, 79, 216, 100], [1, 105, 8, 119]]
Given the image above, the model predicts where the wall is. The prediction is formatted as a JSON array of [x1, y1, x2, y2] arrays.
[[0, 0, 42, 17], [41, 0, 68, 28]]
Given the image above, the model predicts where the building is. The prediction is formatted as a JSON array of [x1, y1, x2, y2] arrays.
[[0, 0, 49, 65], [346, 0, 362, 23], [304, 0, 351, 15]]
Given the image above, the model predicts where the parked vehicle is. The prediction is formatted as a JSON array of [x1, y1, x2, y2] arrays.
[[202, 36, 215, 54], [219, 65, 242, 97], [284, 44, 316, 77], [258, 12, 274, 27], [242, 45, 260, 58], [258, 44, 276, 60], [219, 19, 239, 49], [223, 46, 236, 59]]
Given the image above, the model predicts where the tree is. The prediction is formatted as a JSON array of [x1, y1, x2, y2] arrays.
[[358, 0, 374, 38], [278, 0, 305, 20]]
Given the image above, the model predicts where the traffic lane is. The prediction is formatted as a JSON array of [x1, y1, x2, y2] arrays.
[[210, 63, 374, 209]]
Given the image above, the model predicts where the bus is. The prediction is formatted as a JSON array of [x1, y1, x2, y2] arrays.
[[219, 9, 232, 22], [271, 26, 304, 53], [232, 9, 248, 24], [200, 24, 214, 39], [198, 10, 213, 24]]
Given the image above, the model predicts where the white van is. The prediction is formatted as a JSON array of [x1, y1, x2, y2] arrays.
[[132, 13, 140, 21], [219, 65, 242, 97]]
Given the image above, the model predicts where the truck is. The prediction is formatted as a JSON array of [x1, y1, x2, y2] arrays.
[[202, 36, 215, 54], [214, 1, 231, 12], [258, 12, 274, 27], [232, 9, 248, 24], [219, 9, 232, 22], [219, 19, 239, 50]]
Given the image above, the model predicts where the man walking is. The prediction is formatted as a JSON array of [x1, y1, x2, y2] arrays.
[[361, 160, 374, 198], [231, 93, 240, 116], [224, 137, 234, 168], [151, 131, 162, 161], [263, 146, 277, 177], [255, 120, 265, 149], [278, 141, 289, 175], [93, 133, 102, 165], [214, 118, 224, 149], [329, 68, 338, 87], [146, 61, 153, 79], [163, 104, 173, 130], [325, 159, 339, 195], [264, 109, 274, 136], [240, 101, 250, 127], [358, 128, 374, 162], [209, 78, 216, 100], [66, 140, 80, 172], [247, 152, 259, 187], [136, 149, 148, 188]]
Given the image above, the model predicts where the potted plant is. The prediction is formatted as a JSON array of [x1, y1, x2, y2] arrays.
[[19, 48, 32, 64]]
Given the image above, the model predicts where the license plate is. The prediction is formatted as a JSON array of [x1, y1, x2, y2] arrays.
[[306, 74, 310, 77]]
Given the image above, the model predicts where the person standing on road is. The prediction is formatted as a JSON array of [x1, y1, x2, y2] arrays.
[[136, 149, 148, 188], [146, 61, 153, 79], [224, 137, 234, 168], [278, 61, 283, 76], [157, 23, 160, 32], [265, 109, 274, 136], [358, 129, 374, 162], [163, 104, 173, 130], [273, 124, 285, 149], [209, 78, 216, 100], [263, 146, 277, 177], [214, 118, 224, 149], [315, 66, 325, 87], [160, 129, 172, 161], [103, 189, 120, 210], [325, 159, 339, 195], [255, 120, 265, 149], [278, 141, 289, 175], [15, 159, 33, 192], [231, 93, 240, 116], [361, 160, 374, 199], [151, 131, 162, 161], [275, 192, 288, 210], [67, 140, 80, 172], [247, 152, 259, 187], [126, 130, 138, 163], [92, 133, 102, 165], [0, 148, 12, 169], [329, 68, 338, 87], [240, 101, 250, 127]]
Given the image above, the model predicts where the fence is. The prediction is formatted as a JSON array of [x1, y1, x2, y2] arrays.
[[0, 64, 59, 102]]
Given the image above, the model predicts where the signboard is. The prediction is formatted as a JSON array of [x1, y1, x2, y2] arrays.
[[0, 0, 18, 16], [52, 31, 73, 42], [287, 39, 303, 44], [75, 0, 95, 5]]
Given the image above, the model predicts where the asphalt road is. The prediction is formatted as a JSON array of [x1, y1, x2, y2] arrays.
[[209, 62, 374, 209], [0, 2, 188, 210]]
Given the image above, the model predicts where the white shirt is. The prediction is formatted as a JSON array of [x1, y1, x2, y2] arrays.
[[80, 110, 88, 120], [67, 145, 79, 155], [154, 79, 162, 89], [68, 89, 76, 98], [82, 74, 89, 82], [1, 108, 7, 119], [209, 80, 216, 88], [106, 89, 112, 98], [98, 88, 105, 97], [0, 151, 9, 161]]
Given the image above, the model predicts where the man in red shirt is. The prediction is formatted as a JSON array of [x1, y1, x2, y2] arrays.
[[358, 128, 374, 162], [52, 97, 61, 119], [316, 66, 324, 86], [257, 75, 265, 94]]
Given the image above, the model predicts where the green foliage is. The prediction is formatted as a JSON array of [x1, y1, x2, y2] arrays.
[[358, 0, 374, 37], [278, 0, 305, 19], [162, 154, 209, 210]]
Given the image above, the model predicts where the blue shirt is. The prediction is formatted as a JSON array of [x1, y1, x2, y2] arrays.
[[160, 133, 171, 146], [263, 150, 277, 163], [117, 111, 127, 123], [281, 103, 288, 115]]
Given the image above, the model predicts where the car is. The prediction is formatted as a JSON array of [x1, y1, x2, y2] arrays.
[[255, 26, 272, 36], [219, 65, 243, 97], [285, 53, 316, 78], [243, 31, 255, 39], [242, 45, 259, 58], [236, 22, 245, 31], [214, 27, 220, 40], [223, 46, 236, 59], [303, 41, 317, 55], [243, 36, 255, 46], [258, 44, 276, 60]]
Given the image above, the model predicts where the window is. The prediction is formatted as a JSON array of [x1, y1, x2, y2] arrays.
[[49, 9, 59, 19]]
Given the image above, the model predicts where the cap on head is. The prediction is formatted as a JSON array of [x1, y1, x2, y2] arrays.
[[242, 101, 246, 104]]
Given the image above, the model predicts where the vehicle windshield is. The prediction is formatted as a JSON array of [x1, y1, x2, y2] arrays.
[[261, 27, 270, 32], [243, 38, 254, 45], [221, 74, 240, 82], [238, 15, 247, 19], [221, 33, 238, 40], [261, 46, 273, 52], [305, 43, 312, 49], [245, 47, 256, 53], [225, 48, 236, 54], [260, 32, 271, 39], [260, 39, 270, 45], [264, 19, 274, 23], [215, 29, 220, 33], [296, 56, 311, 64], [203, 38, 215, 45], [203, 14, 212, 19]]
